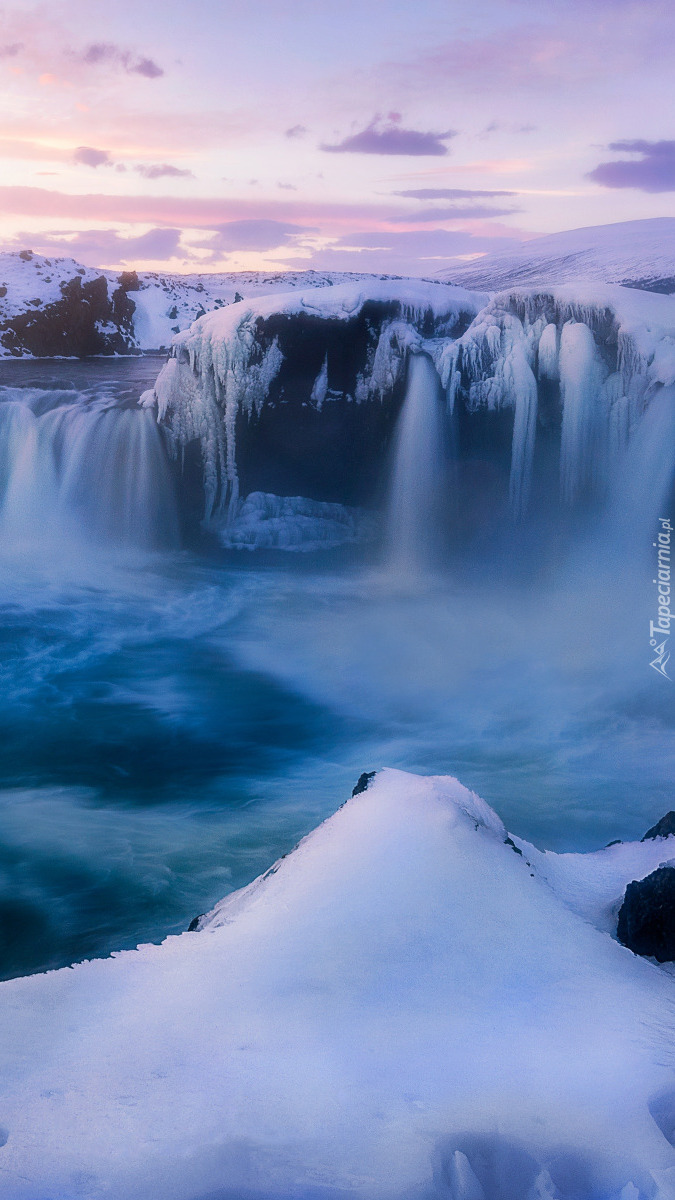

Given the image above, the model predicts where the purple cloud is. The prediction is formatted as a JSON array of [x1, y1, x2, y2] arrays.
[[130, 57, 163, 79], [204, 218, 313, 255], [4, 227, 183, 266], [280, 228, 520, 275], [73, 146, 111, 168], [322, 120, 456, 157], [79, 42, 164, 79], [394, 188, 517, 199], [588, 140, 675, 192], [135, 163, 194, 179], [392, 204, 522, 222], [285, 125, 307, 139], [0, 43, 22, 58]]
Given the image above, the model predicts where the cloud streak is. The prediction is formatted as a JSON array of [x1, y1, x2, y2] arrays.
[[588, 140, 675, 192], [322, 119, 456, 157], [393, 188, 518, 199], [77, 42, 164, 79]]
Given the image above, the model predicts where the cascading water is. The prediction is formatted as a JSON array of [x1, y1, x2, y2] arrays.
[[607, 384, 675, 554], [383, 352, 447, 576], [0, 387, 179, 554]]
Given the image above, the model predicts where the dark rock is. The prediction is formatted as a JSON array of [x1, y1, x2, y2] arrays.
[[0, 273, 139, 357], [642, 812, 675, 841], [352, 771, 376, 797], [504, 836, 523, 856], [18, 249, 32, 261], [117, 270, 141, 292], [188, 914, 203, 932], [617, 867, 675, 962], [606, 839, 622, 847]]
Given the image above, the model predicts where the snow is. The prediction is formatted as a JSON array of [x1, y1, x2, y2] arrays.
[[212, 491, 377, 552], [1, 768, 675, 1198], [442, 218, 675, 293]]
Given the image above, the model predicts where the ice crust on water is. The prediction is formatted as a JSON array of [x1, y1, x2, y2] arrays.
[[2, 769, 675, 1198], [214, 490, 377, 552]]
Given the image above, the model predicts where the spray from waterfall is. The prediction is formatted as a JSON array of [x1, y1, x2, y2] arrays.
[[383, 353, 447, 577]]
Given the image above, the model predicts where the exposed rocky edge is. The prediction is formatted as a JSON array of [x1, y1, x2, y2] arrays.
[[0, 251, 138, 357], [145, 280, 486, 516], [441, 217, 675, 294], [618, 866, 675, 962], [643, 812, 675, 841]]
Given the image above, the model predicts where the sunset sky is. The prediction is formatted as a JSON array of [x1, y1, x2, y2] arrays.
[[0, 0, 674, 275]]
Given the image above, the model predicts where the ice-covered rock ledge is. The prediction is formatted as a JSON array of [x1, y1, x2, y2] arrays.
[[435, 284, 675, 518], [2, 769, 675, 1198], [144, 280, 486, 519]]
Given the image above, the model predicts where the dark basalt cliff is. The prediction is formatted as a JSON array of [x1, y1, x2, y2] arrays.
[[0, 271, 139, 358]]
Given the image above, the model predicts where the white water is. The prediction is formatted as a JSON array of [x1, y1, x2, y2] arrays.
[[383, 353, 446, 576], [0, 388, 178, 553], [608, 383, 675, 552]]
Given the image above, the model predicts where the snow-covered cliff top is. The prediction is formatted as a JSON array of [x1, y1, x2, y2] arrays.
[[0, 767, 674, 1198]]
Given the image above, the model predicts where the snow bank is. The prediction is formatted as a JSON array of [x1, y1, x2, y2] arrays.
[[1, 769, 675, 1198], [147, 280, 486, 521]]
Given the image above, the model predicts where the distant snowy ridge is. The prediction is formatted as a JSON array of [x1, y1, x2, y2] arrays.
[[0, 248, 454, 357], [443, 218, 675, 293], [1, 768, 675, 1198]]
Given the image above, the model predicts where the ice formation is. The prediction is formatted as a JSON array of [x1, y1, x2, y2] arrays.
[[2, 769, 675, 1198], [147, 280, 485, 523], [214, 490, 377, 552], [436, 284, 675, 518]]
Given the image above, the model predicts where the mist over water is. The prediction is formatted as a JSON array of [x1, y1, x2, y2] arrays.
[[0, 358, 672, 981]]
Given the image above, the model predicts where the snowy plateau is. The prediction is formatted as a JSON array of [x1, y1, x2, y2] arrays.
[[1, 769, 675, 1199]]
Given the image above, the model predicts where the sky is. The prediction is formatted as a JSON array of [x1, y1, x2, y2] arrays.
[[0, 0, 673, 276]]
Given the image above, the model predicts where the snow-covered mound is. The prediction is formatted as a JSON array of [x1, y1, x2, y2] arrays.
[[146, 279, 486, 520], [0, 249, 451, 357], [442, 218, 675, 294], [214, 491, 377, 551], [1, 769, 675, 1198]]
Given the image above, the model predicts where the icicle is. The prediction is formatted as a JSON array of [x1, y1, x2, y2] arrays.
[[508, 346, 539, 520], [310, 355, 328, 410], [538, 322, 559, 381]]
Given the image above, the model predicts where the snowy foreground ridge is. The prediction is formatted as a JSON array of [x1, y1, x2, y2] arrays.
[[2, 770, 675, 1198]]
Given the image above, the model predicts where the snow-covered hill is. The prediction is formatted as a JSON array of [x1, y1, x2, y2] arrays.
[[0, 249, 450, 357], [443, 218, 675, 293], [1, 768, 675, 1198]]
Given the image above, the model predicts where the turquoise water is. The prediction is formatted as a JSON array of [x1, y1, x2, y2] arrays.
[[0, 358, 672, 981]]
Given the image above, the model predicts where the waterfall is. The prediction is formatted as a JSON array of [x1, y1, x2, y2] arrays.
[[607, 384, 675, 555], [0, 389, 179, 554], [383, 353, 446, 576]]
